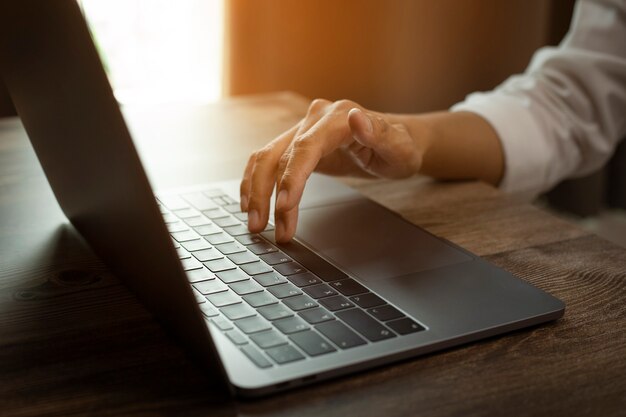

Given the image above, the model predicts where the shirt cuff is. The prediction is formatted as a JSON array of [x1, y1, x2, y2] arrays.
[[451, 91, 551, 201]]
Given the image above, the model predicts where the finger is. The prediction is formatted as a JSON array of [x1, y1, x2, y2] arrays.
[[239, 153, 257, 212], [275, 113, 350, 213], [245, 123, 299, 232], [274, 204, 298, 243]]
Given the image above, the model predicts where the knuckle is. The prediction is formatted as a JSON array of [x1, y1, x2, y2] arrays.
[[292, 133, 314, 150], [376, 115, 389, 135], [279, 170, 298, 190], [277, 151, 290, 170], [333, 99, 355, 111], [309, 98, 330, 113], [253, 147, 273, 164]]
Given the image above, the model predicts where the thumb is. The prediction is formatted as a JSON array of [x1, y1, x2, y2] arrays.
[[347, 107, 420, 178], [347, 107, 377, 147]]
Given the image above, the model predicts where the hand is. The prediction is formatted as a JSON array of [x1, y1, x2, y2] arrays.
[[239, 98, 425, 242]]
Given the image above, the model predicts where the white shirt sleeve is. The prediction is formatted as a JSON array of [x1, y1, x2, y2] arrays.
[[451, 0, 626, 200]]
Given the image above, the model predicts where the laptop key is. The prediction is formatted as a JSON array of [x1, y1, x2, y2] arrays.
[[204, 207, 229, 219], [171, 230, 199, 242], [225, 329, 248, 345], [240, 261, 273, 276], [229, 280, 263, 295], [386, 318, 425, 335], [250, 329, 288, 349], [199, 303, 219, 317], [266, 345, 305, 365], [194, 224, 222, 236], [242, 291, 278, 308], [350, 293, 385, 308], [303, 284, 338, 299], [194, 280, 227, 295], [240, 345, 272, 368], [176, 247, 191, 259], [274, 261, 306, 276], [216, 268, 249, 284], [319, 295, 354, 311], [259, 251, 292, 265], [336, 308, 396, 342], [248, 241, 278, 255], [204, 258, 236, 272], [162, 213, 178, 224], [235, 234, 264, 246], [252, 272, 287, 287], [215, 242, 245, 255], [181, 239, 212, 252], [192, 288, 207, 303], [207, 290, 241, 307], [173, 207, 200, 219], [235, 316, 272, 334], [184, 216, 211, 227], [158, 195, 189, 210], [299, 307, 335, 324], [224, 203, 242, 213], [289, 330, 336, 356], [205, 232, 235, 245], [316, 320, 367, 349], [283, 295, 318, 311], [223, 224, 250, 236], [234, 212, 248, 222], [167, 222, 188, 233], [221, 303, 256, 320], [187, 267, 214, 283], [273, 316, 309, 334], [228, 250, 258, 265], [258, 304, 294, 321], [367, 305, 404, 321], [181, 257, 203, 271], [211, 315, 233, 331], [329, 279, 368, 296], [267, 283, 302, 299], [213, 216, 240, 228], [193, 248, 223, 262], [288, 272, 321, 288], [222, 196, 237, 205]]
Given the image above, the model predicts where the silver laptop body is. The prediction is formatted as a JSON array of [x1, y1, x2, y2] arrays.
[[0, 0, 564, 397]]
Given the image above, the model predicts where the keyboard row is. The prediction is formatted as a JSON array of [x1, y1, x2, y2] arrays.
[[158, 189, 425, 368]]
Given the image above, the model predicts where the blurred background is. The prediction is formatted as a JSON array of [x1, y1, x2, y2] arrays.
[[1, 0, 624, 247]]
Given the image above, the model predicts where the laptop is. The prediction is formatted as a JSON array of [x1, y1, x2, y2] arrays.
[[0, 0, 565, 398]]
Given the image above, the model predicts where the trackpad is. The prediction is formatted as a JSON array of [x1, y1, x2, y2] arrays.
[[296, 199, 472, 282]]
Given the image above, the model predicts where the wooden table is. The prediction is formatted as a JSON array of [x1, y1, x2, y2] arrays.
[[1, 92, 624, 417]]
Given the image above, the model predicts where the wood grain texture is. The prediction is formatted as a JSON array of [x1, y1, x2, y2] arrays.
[[0, 93, 624, 417]]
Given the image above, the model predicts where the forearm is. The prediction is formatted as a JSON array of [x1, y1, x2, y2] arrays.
[[389, 111, 504, 186]]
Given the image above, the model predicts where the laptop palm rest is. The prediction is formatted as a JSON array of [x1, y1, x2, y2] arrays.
[[295, 199, 472, 282]]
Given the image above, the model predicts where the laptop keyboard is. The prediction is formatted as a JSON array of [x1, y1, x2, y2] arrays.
[[158, 189, 425, 368]]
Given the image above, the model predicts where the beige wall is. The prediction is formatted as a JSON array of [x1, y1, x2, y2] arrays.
[[225, 0, 557, 113]]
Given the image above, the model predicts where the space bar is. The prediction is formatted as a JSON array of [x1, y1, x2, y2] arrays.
[[260, 231, 348, 282]]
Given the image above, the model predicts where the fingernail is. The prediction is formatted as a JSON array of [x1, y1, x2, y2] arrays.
[[275, 220, 285, 242], [276, 190, 289, 211], [248, 210, 259, 230], [240, 195, 248, 212]]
